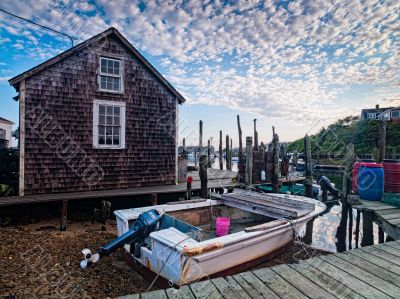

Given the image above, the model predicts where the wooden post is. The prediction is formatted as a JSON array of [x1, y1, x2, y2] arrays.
[[342, 144, 355, 204], [304, 134, 313, 198], [207, 139, 211, 167], [348, 203, 353, 250], [378, 120, 386, 162], [378, 226, 384, 243], [151, 193, 158, 206], [60, 200, 68, 231], [303, 218, 315, 245], [355, 210, 360, 248], [219, 130, 223, 170], [245, 137, 253, 185], [199, 155, 208, 198], [253, 119, 258, 151], [187, 176, 192, 200], [182, 138, 187, 158], [101, 200, 111, 224], [199, 120, 203, 155], [361, 211, 374, 247], [226, 134, 231, 171], [272, 129, 280, 193], [237, 115, 243, 159], [229, 138, 233, 170]]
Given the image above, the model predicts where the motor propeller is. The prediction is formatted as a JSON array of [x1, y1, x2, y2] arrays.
[[80, 248, 100, 269]]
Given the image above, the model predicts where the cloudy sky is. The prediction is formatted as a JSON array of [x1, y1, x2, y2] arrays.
[[0, 0, 399, 146]]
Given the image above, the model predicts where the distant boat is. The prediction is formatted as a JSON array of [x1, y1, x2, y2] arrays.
[[81, 190, 325, 287]]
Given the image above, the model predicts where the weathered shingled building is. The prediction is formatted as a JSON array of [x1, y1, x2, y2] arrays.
[[9, 28, 185, 196]]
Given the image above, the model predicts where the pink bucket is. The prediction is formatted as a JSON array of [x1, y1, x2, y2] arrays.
[[216, 217, 230, 237]]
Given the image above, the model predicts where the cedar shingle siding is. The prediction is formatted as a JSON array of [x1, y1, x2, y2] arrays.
[[22, 33, 177, 194]]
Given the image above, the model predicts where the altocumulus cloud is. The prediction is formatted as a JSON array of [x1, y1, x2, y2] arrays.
[[0, 0, 399, 124]]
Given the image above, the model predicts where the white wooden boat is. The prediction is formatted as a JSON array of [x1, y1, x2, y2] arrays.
[[112, 189, 326, 287]]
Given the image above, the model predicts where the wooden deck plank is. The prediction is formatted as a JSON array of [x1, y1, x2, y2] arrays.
[[118, 294, 140, 299], [189, 280, 223, 299], [238, 271, 280, 299], [377, 208, 400, 215], [272, 264, 337, 299], [211, 277, 251, 299], [336, 252, 400, 288], [347, 249, 400, 275], [141, 290, 168, 299], [165, 286, 195, 299], [360, 246, 400, 266], [304, 257, 392, 299], [372, 243, 400, 258], [320, 254, 400, 297], [231, 273, 279, 299], [252, 267, 307, 299], [289, 263, 364, 299]]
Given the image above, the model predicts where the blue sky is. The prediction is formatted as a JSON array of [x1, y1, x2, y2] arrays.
[[0, 0, 399, 147]]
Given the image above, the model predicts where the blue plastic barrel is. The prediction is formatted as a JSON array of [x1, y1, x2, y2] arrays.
[[358, 163, 384, 201]]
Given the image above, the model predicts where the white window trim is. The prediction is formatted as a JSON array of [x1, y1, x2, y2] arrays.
[[98, 56, 124, 94], [93, 99, 126, 149], [391, 110, 400, 119], [368, 112, 377, 119]]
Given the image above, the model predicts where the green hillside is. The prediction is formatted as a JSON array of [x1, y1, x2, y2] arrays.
[[287, 116, 400, 157]]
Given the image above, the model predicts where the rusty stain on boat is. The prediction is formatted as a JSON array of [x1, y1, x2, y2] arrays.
[[182, 242, 224, 256]]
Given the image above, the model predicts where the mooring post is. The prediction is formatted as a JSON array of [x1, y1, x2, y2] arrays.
[[348, 203, 353, 250], [303, 217, 315, 245], [272, 128, 280, 193], [219, 130, 223, 170], [378, 226, 384, 243], [237, 115, 243, 160], [187, 176, 192, 200], [378, 120, 386, 163], [182, 138, 187, 158], [199, 155, 208, 198], [199, 120, 203, 155], [245, 136, 253, 185], [361, 211, 374, 247], [60, 200, 68, 231], [304, 134, 313, 198], [355, 210, 360, 248], [253, 119, 258, 151], [207, 139, 211, 167], [226, 134, 231, 171], [230, 138, 233, 170]]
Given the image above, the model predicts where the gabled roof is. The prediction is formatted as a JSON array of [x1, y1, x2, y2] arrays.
[[9, 27, 185, 104], [0, 117, 14, 124]]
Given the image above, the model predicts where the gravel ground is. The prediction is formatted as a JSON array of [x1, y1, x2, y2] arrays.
[[0, 219, 329, 298]]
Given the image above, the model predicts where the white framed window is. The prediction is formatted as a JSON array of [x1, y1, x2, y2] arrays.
[[391, 110, 400, 119], [0, 129, 5, 140], [368, 112, 377, 119], [93, 100, 126, 149], [98, 57, 123, 93]]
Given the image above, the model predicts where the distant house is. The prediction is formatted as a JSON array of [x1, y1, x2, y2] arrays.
[[361, 104, 400, 121], [9, 27, 185, 196], [0, 117, 14, 148]]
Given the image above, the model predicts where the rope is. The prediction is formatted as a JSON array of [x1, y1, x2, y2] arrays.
[[286, 218, 313, 259]]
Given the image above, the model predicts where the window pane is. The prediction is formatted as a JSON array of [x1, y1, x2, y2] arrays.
[[114, 61, 120, 74], [107, 81, 113, 90], [114, 78, 120, 91], [99, 115, 105, 125], [106, 136, 112, 145], [108, 66, 113, 74], [113, 127, 120, 135], [106, 126, 112, 135], [106, 106, 113, 115], [101, 59, 107, 73], [114, 106, 120, 115], [99, 105, 105, 114], [113, 135, 120, 145], [100, 76, 107, 89], [114, 116, 120, 126], [98, 135, 105, 145], [106, 116, 113, 125], [98, 126, 105, 135]]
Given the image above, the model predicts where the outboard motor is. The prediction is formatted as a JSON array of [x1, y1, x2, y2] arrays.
[[80, 209, 162, 269], [317, 175, 340, 197]]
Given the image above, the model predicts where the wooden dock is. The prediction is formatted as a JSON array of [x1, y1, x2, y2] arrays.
[[0, 169, 238, 207], [349, 195, 400, 240], [120, 240, 400, 299]]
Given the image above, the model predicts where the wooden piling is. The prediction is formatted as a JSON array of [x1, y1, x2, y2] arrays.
[[253, 119, 258, 151], [303, 217, 315, 245], [187, 177, 192, 200], [348, 204, 353, 250], [342, 144, 355, 203], [237, 115, 243, 159], [199, 155, 208, 198], [219, 130, 223, 170], [378, 226, 385, 243], [60, 200, 68, 231], [229, 138, 233, 170], [272, 129, 280, 193], [355, 210, 360, 248], [151, 193, 158, 206], [245, 137, 253, 185], [182, 138, 187, 158], [361, 211, 374, 247], [199, 120, 203, 155], [226, 134, 231, 171], [378, 120, 386, 163], [207, 139, 211, 167], [304, 134, 313, 198]]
